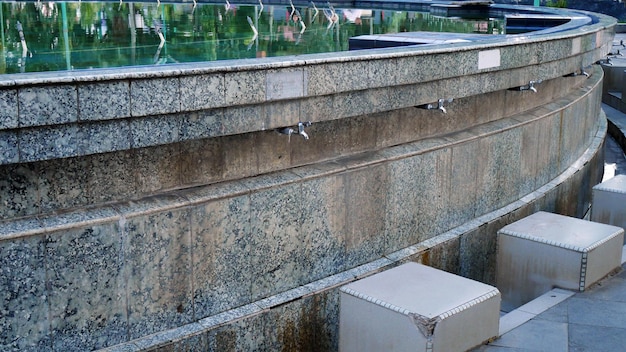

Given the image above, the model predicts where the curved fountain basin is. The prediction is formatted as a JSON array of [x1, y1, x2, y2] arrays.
[[0, 1, 617, 351]]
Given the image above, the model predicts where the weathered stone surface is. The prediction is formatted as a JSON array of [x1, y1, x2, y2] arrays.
[[46, 218, 127, 351], [0, 88, 18, 129], [18, 85, 78, 127], [191, 194, 252, 318], [123, 207, 193, 340], [130, 78, 180, 117], [78, 80, 130, 121], [0, 235, 50, 352]]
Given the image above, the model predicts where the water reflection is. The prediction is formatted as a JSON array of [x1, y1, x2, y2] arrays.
[[0, 1, 505, 74]]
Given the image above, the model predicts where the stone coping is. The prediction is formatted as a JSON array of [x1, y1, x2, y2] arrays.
[[0, 3, 614, 86]]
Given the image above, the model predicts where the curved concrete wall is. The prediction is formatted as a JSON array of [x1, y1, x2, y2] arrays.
[[0, 3, 615, 351]]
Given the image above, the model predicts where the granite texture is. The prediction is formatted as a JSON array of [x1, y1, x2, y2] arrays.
[[123, 207, 193, 340], [38, 157, 89, 213], [180, 74, 225, 111], [0, 235, 50, 352], [79, 120, 132, 155], [0, 88, 18, 129], [130, 78, 180, 117], [343, 165, 389, 269], [224, 70, 266, 106], [248, 182, 306, 301], [78, 80, 130, 121], [19, 124, 79, 162], [180, 110, 222, 141], [191, 194, 252, 318], [0, 131, 18, 164], [300, 175, 347, 282], [18, 85, 78, 127], [133, 144, 181, 195], [130, 115, 180, 149], [0, 163, 40, 219], [46, 221, 127, 351]]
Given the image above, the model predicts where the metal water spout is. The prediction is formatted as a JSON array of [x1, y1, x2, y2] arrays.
[[298, 121, 311, 140], [418, 98, 453, 113], [519, 80, 542, 93], [278, 127, 295, 142]]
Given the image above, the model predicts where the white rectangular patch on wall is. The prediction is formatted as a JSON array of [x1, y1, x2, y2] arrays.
[[266, 70, 305, 100], [478, 49, 501, 70], [571, 37, 581, 55]]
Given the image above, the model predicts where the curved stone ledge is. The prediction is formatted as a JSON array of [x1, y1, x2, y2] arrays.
[[0, 4, 615, 165], [0, 65, 606, 351], [95, 107, 608, 352]]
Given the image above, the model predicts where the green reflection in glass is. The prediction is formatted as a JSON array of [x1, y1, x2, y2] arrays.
[[0, 2, 504, 74]]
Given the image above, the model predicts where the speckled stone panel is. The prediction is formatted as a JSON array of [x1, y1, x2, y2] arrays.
[[263, 100, 300, 130], [133, 144, 181, 195], [474, 129, 522, 217], [385, 154, 439, 252], [79, 120, 131, 156], [262, 293, 337, 351], [0, 163, 40, 218], [87, 151, 137, 205], [46, 219, 127, 351], [18, 85, 78, 127], [38, 157, 89, 213], [299, 95, 333, 123], [463, 208, 529, 286], [290, 119, 341, 166], [130, 115, 180, 149], [224, 70, 266, 106], [153, 332, 208, 352], [304, 63, 343, 96], [191, 194, 252, 318], [0, 131, 18, 164], [0, 235, 51, 352], [428, 236, 461, 275], [221, 105, 264, 136], [130, 78, 180, 117], [0, 88, 18, 129], [343, 165, 388, 269], [449, 140, 480, 227], [78, 80, 130, 121], [19, 124, 79, 162], [180, 138, 225, 187], [180, 74, 225, 111], [248, 181, 306, 301], [123, 207, 193, 340], [180, 110, 223, 141], [300, 175, 347, 282], [386, 81, 441, 112]]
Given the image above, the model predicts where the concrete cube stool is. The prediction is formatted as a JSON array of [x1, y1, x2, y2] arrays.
[[497, 211, 624, 311], [592, 175, 626, 243], [339, 262, 500, 352]]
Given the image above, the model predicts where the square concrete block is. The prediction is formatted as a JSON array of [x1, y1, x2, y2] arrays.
[[497, 211, 624, 311], [592, 175, 626, 242], [339, 262, 500, 352]]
